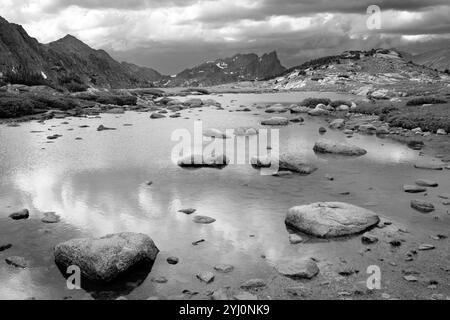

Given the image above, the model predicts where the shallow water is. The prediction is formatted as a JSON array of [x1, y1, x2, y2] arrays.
[[0, 92, 449, 300]]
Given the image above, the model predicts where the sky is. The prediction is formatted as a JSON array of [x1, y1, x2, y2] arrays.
[[1, 0, 450, 74]]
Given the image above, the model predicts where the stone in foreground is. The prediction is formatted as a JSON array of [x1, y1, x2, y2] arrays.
[[286, 202, 380, 238], [275, 258, 319, 279], [54, 232, 159, 283], [313, 140, 367, 156]]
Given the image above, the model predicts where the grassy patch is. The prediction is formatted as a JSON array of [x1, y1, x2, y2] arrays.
[[0, 92, 82, 118], [75, 92, 137, 106], [385, 104, 450, 132], [406, 97, 447, 106]]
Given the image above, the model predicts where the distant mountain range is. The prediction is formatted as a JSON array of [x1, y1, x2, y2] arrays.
[[411, 48, 450, 72], [160, 52, 286, 87]]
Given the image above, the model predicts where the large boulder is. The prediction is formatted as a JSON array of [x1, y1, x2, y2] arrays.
[[54, 233, 159, 283], [286, 202, 380, 238], [313, 140, 367, 156]]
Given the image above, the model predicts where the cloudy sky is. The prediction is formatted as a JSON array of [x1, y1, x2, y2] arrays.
[[1, 0, 450, 74]]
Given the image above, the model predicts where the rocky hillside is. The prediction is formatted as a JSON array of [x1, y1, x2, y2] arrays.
[[162, 51, 286, 87], [412, 48, 450, 72], [0, 16, 162, 90], [266, 49, 450, 98]]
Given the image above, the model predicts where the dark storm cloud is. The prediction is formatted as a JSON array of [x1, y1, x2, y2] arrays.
[[188, 0, 450, 25], [43, 0, 208, 11]]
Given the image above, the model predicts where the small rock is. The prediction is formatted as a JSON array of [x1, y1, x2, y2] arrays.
[[97, 125, 116, 131], [0, 244, 13, 252], [403, 275, 418, 282], [196, 272, 215, 284], [41, 212, 61, 224], [167, 257, 179, 265], [241, 279, 267, 290], [403, 185, 427, 193], [338, 266, 359, 277], [361, 233, 379, 245], [192, 239, 206, 246], [5, 256, 29, 268], [389, 239, 402, 247], [415, 179, 438, 187], [193, 216, 216, 224], [418, 244, 435, 251], [411, 200, 435, 213], [151, 276, 168, 284], [289, 234, 304, 244], [275, 258, 320, 279], [178, 208, 196, 215], [214, 264, 234, 273], [9, 209, 30, 220]]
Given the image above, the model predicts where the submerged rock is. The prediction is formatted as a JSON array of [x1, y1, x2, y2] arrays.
[[150, 113, 166, 119], [0, 244, 13, 252], [97, 125, 116, 131], [415, 179, 438, 187], [240, 279, 267, 289], [403, 185, 427, 193], [177, 154, 230, 169], [9, 209, 29, 220], [196, 272, 215, 284], [261, 117, 289, 126], [54, 233, 159, 283], [286, 202, 380, 238], [414, 164, 443, 170], [275, 258, 319, 279], [41, 212, 61, 224], [178, 208, 196, 215], [5, 256, 29, 269], [193, 216, 216, 224], [411, 200, 435, 213], [214, 264, 234, 273], [313, 140, 367, 156], [167, 257, 179, 265]]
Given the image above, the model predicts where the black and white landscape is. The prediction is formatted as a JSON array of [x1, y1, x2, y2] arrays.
[[0, 0, 449, 302]]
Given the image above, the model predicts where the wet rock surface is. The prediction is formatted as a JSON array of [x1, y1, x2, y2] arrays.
[[54, 233, 159, 283], [286, 202, 380, 238]]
